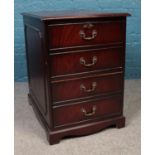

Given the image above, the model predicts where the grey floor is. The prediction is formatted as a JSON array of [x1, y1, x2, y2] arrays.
[[15, 80, 141, 155]]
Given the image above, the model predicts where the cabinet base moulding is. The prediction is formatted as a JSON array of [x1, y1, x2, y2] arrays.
[[28, 93, 125, 145]]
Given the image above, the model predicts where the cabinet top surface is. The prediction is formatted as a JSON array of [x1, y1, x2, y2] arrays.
[[22, 10, 130, 21]]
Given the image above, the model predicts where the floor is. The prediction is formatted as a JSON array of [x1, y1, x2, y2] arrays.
[[14, 80, 141, 155]]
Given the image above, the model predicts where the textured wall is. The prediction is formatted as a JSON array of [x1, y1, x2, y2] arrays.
[[15, 0, 141, 81]]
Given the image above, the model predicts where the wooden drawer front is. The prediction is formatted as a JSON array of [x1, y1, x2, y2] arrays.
[[53, 95, 122, 127], [48, 21, 124, 49], [52, 73, 123, 103], [50, 47, 123, 77]]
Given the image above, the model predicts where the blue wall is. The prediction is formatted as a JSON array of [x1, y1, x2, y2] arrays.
[[15, 0, 141, 81]]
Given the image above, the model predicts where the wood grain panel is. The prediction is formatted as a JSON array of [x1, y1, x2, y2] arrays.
[[51, 72, 123, 103], [26, 25, 47, 115], [53, 95, 122, 127], [48, 21, 124, 49], [50, 47, 123, 77]]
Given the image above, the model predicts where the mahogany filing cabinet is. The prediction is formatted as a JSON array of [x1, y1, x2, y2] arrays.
[[22, 11, 130, 145]]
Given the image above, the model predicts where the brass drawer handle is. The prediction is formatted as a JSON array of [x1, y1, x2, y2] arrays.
[[80, 82, 97, 93], [79, 29, 97, 40], [81, 105, 97, 116], [80, 56, 97, 67]]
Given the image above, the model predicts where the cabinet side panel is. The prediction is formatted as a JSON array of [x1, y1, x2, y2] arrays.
[[25, 25, 47, 115]]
